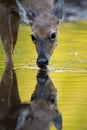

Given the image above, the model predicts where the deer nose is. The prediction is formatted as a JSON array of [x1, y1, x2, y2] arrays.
[[37, 57, 48, 69]]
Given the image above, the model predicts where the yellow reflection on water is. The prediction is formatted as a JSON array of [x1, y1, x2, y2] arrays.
[[50, 72, 87, 130]]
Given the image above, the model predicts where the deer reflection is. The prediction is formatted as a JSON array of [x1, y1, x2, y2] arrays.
[[29, 71, 62, 130], [0, 64, 21, 130], [0, 64, 62, 130]]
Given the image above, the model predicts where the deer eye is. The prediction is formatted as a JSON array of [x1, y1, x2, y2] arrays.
[[31, 34, 36, 43], [49, 98, 55, 104], [49, 32, 57, 41], [31, 94, 36, 101]]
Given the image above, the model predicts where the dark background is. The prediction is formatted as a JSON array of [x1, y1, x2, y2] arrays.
[[64, 0, 87, 21]]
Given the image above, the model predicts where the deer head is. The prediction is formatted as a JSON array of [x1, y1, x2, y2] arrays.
[[16, 0, 64, 69]]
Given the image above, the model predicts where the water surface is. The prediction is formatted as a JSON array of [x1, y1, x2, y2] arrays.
[[0, 21, 87, 130]]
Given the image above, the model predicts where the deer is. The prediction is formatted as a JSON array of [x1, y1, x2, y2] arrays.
[[0, 0, 64, 69]]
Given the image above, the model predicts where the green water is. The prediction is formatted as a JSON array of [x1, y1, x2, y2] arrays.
[[0, 21, 87, 130]]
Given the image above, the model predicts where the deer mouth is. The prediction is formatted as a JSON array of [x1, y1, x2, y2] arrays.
[[37, 57, 48, 70]]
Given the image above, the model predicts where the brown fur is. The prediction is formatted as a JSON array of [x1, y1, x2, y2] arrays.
[[23, 0, 54, 15]]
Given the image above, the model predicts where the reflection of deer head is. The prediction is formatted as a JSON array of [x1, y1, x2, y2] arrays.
[[30, 71, 58, 121], [16, 71, 62, 130]]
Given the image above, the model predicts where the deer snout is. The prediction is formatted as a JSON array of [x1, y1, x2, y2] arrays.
[[37, 71, 48, 83], [37, 57, 48, 69]]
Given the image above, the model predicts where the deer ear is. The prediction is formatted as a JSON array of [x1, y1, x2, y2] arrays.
[[53, 0, 64, 20], [16, 0, 36, 25]]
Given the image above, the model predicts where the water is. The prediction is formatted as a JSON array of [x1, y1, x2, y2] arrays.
[[0, 21, 87, 130]]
